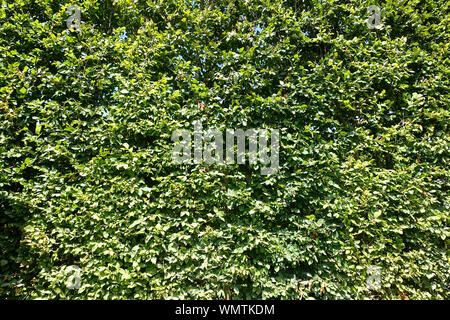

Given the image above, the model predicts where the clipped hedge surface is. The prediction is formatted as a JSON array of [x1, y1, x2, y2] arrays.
[[0, 0, 448, 299]]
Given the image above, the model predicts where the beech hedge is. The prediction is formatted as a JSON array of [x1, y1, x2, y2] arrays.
[[0, 0, 449, 299]]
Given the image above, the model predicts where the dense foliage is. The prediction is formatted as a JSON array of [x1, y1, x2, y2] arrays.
[[0, 0, 448, 299]]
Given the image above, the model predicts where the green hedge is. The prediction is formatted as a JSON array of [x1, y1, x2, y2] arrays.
[[0, 0, 448, 299]]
